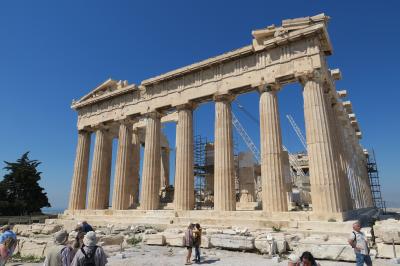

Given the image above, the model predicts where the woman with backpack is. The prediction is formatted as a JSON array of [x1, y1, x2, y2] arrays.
[[70, 231, 107, 266]]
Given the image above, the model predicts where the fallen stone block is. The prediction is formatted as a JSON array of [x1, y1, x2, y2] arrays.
[[41, 224, 62, 235], [255, 233, 287, 254], [99, 235, 124, 246], [222, 229, 237, 235], [164, 228, 183, 234], [377, 243, 400, 259], [204, 228, 222, 235], [31, 224, 45, 234], [374, 220, 400, 244], [294, 238, 355, 262], [20, 240, 47, 258], [144, 234, 165, 246], [144, 229, 158, 234], [210, 234, 254, 250], [13, 224, 30, 233], [13, 224, 32, 236], [164, 233, 184, 247]]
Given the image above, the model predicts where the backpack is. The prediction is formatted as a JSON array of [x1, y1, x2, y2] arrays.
[[81, 246, 98, 266]]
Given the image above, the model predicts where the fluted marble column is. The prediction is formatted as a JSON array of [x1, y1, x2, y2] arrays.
[[140, 112, 161, 210], [69, 130, 91, 210], [341, 122, 357, 208], [130, 128, 141, 207], [214, 94, 236, 211], [259, 86, 288, 212], [88, 128, 112, 210], [302, 74, 345, 214], [326, 98, 352, 211], [112, 122, 134, 210], [174, 104, 194, 210], [347, 126, 363, 209]]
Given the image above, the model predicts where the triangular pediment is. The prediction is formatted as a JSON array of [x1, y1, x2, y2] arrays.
[[72, 78, 134, 109]]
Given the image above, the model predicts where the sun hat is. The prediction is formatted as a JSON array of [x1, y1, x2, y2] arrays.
[[54, 230, 68, 245], [288, 253, 300, 263], [83, 231, 97, 247]]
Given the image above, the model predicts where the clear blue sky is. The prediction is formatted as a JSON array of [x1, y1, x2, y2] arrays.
[[1, 1, 399, 210]]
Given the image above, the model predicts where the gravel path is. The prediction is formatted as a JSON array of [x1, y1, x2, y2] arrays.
[[8, 245, 395, 266]]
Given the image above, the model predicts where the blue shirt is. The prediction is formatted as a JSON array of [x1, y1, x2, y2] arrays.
[[0, 230, 16, 244], [82, 223, 93, 233]]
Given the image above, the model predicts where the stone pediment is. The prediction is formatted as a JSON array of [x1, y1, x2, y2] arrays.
[[72, 78, 136, 109], [252, 13, 331, 54]]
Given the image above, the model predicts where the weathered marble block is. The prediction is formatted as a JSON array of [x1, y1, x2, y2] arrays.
[[254, 233, 287, 254], [374, 220, 400, 244], [210, 234, 254, 250], [294, 237, 355, 262], [164, 233, 184, 247], [99, 235, 124, 246], [144, 234, 165, 246], [377, 242, 400, 259]]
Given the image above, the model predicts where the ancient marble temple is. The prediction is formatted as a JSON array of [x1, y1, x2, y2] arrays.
[[67, 14, 373, 221]]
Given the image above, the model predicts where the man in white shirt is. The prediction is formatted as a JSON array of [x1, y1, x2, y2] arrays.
[[348, 221, 372, 266]]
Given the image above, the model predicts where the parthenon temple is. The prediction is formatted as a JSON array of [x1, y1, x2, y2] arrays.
[[66, 13, 374, 224]]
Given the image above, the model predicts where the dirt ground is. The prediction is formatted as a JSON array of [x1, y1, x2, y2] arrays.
[[8, 244, 396, 266]]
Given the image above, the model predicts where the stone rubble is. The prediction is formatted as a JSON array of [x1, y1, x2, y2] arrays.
[[374, 219, 400, 259], [9, 216, 400, 263]]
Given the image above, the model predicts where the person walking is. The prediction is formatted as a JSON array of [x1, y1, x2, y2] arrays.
[[72, 225, 85, 253], [0, 225, 16, 244], [80, 221, 94, 233], [0, 237, 17, 266], [348, 221, 372, 266], [192, 223, 202, 263], [44, 230, 73, 266], [71, 231, 107, 266], [184, 223, 194, 265]]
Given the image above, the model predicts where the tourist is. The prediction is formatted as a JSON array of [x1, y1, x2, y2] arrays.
[[71, 231, 107, 266], [72, 225, 85, 253], [348, 221, 372, 266], [296, 251, 320, 266], [287, 253, 299, 265], [0, 225, 16, 244], [80, 221, 94, 233], [0, 237, 17, 266], [44, 230, 73, 266], [192, 223, 202, 263], [184, 223, 194, 265]]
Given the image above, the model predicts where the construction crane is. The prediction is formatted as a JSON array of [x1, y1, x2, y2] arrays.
[[286, 114, 307, 151], [231, 112, 261, 164], [231, 110, 307, 184]]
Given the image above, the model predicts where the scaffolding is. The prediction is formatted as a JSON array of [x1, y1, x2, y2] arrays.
[[367, 149, 386, 212], [193, 135, 209, 209]]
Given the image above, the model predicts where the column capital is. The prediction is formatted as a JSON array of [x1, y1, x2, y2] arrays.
[[78, 129, 91, 134], [298, 69, 327, 86], [145, 111, 162, 120], [176, 102, 197, 111], [116, 118, 135, 127], [257, 82, 281, 94], [213, 93, 236, 103], [91, 123, 111, 131]]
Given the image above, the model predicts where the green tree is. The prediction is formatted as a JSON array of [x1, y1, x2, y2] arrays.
[[0, 152, 51, 215]]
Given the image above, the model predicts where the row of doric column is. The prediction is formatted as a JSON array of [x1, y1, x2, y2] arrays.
[[69, 71, 373, 214]]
